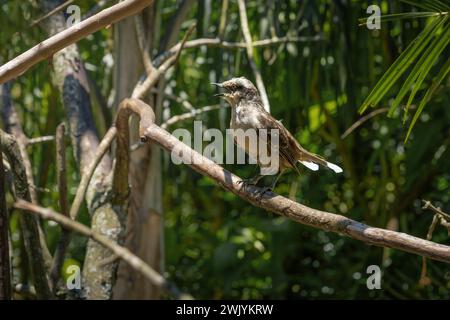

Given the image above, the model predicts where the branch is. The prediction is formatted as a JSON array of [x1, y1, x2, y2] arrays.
[[1, 83, 53, 264], [14, 200, 191, 300], [151, 88, 194, 111], [0, 130, 53, 299], [0, 0, 153, 83], [158, 0, 196, 51], [218, 0, 229, 39], [153, 36, 321, 68], [134, 14, 155, 75], [122, 98, 450, 264], [131, 23, 195, 100], [113, 99, 155, 202], [26, 135, 55, 146], [237, 0, 270, 111], [69, 126, 117, 220], [161, 104, 227, 129], [49, 123, 70, 291], [1, 83, 38, 203], [419, 200, 450, 286], [1, 83, 53, 294], [29, 0, 75, 29], [422, 200, 450, 222], [0, 139, 11, 300], [37, 0, 128, 299]]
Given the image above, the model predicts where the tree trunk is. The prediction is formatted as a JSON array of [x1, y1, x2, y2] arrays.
[[40, 0, 125, 299], [111, 4, 163, 299]]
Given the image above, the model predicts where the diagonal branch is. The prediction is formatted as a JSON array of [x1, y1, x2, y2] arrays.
[[131, 23, 195, 100], [118, 98, 450, 264], [161, 104, 227, 129], [69, 127, 117, 221], [26, 135, 55, 146], [134, 14, 155, 75], [0, 0, 153, 83]]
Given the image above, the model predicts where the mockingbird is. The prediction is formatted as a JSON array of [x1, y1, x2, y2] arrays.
[[213, 77, 342, 191]]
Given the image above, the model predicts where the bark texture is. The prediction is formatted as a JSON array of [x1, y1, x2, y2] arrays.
[[40, 0, 126, 299]]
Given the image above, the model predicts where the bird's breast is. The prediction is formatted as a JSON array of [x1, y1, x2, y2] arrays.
[[231, 105, 260, 130], [230, 105, 263, 163]]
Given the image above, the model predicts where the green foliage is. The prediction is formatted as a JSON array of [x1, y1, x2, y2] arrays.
[[1, 0, 449, 299], [359, 0, 450, 141]]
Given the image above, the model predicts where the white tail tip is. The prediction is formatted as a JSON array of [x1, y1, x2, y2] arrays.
[[327, 162, 343, 173], [300, 161, 319, 171]]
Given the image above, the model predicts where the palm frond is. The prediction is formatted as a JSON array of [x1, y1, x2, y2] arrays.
[[359, 0, 449, 142], [358, 12, 443, 26], [401, 0, 450, 12], [359, 16, 446, 113], [405, 55, 450, 142]]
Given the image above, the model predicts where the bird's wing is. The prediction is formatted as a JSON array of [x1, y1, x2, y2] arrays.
[[255, 108, 343, 174], [256, 110, 301, 175]]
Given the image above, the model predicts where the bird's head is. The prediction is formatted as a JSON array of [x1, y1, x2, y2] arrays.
[[212, 77, 260, 106]]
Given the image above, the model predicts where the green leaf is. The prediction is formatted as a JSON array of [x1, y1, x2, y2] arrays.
[[359, 16, 445, 114], [404, 55, 450, 142], [404, 23, 450, 113], [401, 0, 450, 12], [390, 20, 449, 116], [358, 12, 442, 25]]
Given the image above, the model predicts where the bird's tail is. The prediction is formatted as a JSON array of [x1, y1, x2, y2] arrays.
[[298, 153, 343, 173]]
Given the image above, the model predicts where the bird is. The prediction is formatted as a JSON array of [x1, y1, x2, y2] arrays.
[[212, 76, 343, 192]]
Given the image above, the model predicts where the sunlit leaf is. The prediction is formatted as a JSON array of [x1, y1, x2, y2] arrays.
[[405, 55, 450, 142], [359, 16, 445, 114]]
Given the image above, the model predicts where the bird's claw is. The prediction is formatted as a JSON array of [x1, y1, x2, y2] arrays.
[[255, 187, 272, 200]]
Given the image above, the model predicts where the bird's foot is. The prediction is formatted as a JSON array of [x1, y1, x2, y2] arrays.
[[255, 187, 272, 200]]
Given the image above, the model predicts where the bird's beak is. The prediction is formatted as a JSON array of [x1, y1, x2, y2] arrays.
[[211, 82, 223, 88], [211, 82, 225, 97]]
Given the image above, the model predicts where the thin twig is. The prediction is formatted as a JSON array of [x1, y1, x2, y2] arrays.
[[26, 136, 55, 146], [14, 200, 192, 300], [422, 200, 450, 221], [151, 88, 195, 111], [218, 0, 229, 39], [30, 0, 75, 29], [420, 199, 450, 287], [69, 126, 117, 221], [341, 108, 389, 139], [161, 104, 227, 129], [419, 204, 443, 287], [154, 36, 322, 67], [132, 23, 196, 100], [134, 15, 155, 75], [237, 0, 270, 111], [50, 123, 70, 291], [159, 0, 196, 51]]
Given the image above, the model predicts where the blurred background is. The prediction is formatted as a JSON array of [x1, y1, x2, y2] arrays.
[[0, 0, 449, 299]]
